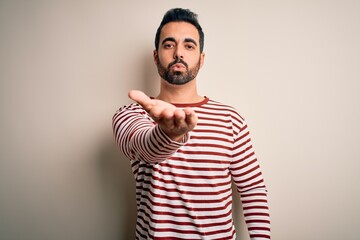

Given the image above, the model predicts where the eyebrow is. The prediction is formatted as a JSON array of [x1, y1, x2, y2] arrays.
[[184, 38, 198, 46], [161, 37, 176, 45], [161, 37, 198, 46]]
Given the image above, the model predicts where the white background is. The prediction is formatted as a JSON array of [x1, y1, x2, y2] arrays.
[[1, 1, 359, 239]]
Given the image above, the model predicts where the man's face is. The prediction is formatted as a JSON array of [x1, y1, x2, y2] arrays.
[[154, 21, 205, 85]]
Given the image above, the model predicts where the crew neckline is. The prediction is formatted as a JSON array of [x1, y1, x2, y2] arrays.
[[149, 96, 209, 107], [172, 97, 209, 107]]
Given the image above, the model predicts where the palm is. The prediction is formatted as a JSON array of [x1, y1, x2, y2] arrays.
[[128, 90, 198, 141]]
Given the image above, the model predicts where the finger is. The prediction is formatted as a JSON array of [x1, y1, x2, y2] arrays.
[[184, 107, 198, 130], [161, 108, 175, 128], [174, 109, 186, 127], [128, 90, 153, 111], [149, 105, 172, 122], [149, 106, 162, 120]]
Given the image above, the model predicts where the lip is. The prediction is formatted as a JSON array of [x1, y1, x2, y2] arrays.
[[172, 63, 186, 69]]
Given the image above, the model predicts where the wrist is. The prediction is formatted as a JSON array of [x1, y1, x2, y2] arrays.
[[169, 133, 186, 143]]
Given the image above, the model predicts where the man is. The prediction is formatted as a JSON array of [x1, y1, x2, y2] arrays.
[[113, 8, 271, 240]]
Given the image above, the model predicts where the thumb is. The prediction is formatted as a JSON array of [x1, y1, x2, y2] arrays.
[[128, 90, 153, 111]]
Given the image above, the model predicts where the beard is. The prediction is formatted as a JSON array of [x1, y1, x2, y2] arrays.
[[156, 57, 201, 85]]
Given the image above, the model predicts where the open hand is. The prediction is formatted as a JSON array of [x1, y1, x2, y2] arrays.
[[128, 90, 198, 142]]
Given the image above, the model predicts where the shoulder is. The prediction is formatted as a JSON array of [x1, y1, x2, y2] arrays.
[[114, 103, 146, 115], [203, 99, 246, 123], [112, 103, 149, 122]]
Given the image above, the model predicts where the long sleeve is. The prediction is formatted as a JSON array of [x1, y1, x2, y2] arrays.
[[112, 103, 189, 164], [229, 122, 271, 239]]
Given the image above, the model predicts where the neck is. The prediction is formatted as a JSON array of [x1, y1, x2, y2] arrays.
[[156, 79, 203, 103]]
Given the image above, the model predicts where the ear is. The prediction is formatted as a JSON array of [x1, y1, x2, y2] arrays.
[[153, 50, 159, 65], [200, 52, 205, 68]]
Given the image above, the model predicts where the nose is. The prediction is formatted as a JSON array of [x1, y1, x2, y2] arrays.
[[174, 46, 184, 59]]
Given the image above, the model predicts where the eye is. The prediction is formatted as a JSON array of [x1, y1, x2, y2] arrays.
[[185, 44, 195, 50], [163, 43, 174, 49]]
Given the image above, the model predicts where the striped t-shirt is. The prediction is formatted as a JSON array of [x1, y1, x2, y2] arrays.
[[112, 97, 271, 240]]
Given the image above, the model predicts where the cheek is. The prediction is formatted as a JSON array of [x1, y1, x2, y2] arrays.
[[158, 54, 172, 67], [189, 55, 201, 67], [156, 51, 165, 63]]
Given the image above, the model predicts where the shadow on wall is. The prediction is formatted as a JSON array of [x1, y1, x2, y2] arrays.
[[95, 52, 158, 239], [97, 137, 137, 240], [141, 48, 160, 97]]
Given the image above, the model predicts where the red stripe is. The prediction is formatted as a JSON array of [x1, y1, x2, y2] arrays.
[[185, 142, 232, 151], [177, 149, 232, 158], [231, 165, 260, 178], [197, 122, 232, 129], [243, 205, 269, 211], [192, 128, 233, 137], [145, 221, 235, 236], [169, 156, 231, 165], [138, 203, 233, 219], [139, 194, 233, 212], [241, 192, 267, 198], [199, 116, 231, 123], [244, 212, 270, 217], [190, 135, 233, 143], [242, 199, 268, 205], [149, 167, 230, 180], [248, 226, 271, 231], [157, 162, 228, 172], [232, 152, 256, 168], [136, 189, 232, 204], [138, 172, 232, 188], [246, 219, 271, 224], [250, 234, 271, 239], [138, 181, 231, 196], [138, 208, 234, 227], [231, 158, 257, 172]]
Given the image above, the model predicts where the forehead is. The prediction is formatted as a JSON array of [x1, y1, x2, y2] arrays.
[[160, 21, 200, 43]]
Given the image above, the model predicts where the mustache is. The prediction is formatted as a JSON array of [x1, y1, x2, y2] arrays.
[[168, 58, 188, 69]]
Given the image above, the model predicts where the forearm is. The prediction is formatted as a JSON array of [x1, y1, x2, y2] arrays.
[[232, 163, 271, 239], [240, 186, 271, 240], [112, 105, 188, 164]]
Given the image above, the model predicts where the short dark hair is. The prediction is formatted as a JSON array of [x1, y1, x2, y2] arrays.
[[155, 8, 205, 53]]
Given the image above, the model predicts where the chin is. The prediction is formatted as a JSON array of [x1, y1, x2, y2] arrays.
[[165, 77, 193, 86]]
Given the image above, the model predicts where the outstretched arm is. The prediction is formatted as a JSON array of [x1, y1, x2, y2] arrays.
[[112, 90, 199, 164]]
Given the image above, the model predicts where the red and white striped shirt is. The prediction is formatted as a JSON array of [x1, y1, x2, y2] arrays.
[[112, 97, 271, 240]]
